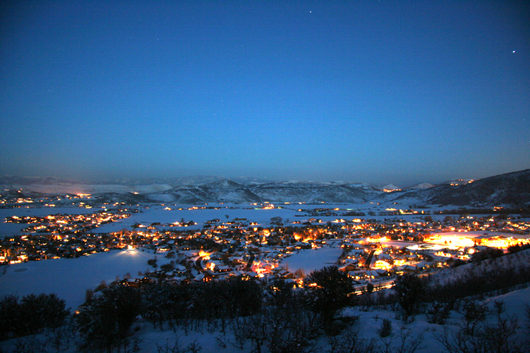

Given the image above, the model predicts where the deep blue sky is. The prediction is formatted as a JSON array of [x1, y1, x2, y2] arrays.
[[1, 1, 529, 186]]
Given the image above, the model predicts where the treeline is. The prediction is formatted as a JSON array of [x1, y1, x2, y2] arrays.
[[0, 266, 357, 352], [425, 251, 530, 303], [360, 248, 530, 317], [3, 249, 530, 352], [74, 278, 265, 352], [0, 293, 69, 340], [75, 266, 356, 352]]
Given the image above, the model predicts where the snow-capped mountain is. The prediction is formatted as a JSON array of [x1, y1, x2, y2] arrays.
[[141, 180, 382, 204], [2, 169, 529, 206], [248, 181, 381, 203]]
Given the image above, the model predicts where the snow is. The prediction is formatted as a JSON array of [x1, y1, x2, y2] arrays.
[[0, 248, 158, 310], [0, 207, 102, 238], [1, 202, 530, 352], [96, 205, 305, 232], [0, 213, 344, 311], [137, 326, 232, 352], [282, 242, 343, 274], [431, 248, 530, 286], [3, 285, 528, 353], [1, 242, 529, 352], [484, 286, 530, 321], [337, 286, 530, 353]]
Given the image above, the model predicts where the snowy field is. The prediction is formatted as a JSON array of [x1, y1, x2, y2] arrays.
[[96, 204, 307, 233], [0, 243, 347, 311], [281, 241, 343, 274], [1, 202, 433, 236], [0, 203, 371, 236], [0, 248, 160, 310], [0, 203, 379, 312], [1, 203, 525, 310], [3, 199, 477, 239]]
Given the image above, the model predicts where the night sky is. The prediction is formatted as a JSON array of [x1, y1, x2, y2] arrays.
[[1, 1, 529, 186]]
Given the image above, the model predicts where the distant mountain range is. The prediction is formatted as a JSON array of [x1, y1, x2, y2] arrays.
[[1, 169, 529, 207]]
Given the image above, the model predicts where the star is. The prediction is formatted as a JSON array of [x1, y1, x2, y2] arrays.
[[512, 50, 516, 53]]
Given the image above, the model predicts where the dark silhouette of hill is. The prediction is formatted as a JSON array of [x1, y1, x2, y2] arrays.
[[424, 169, 530, 206]]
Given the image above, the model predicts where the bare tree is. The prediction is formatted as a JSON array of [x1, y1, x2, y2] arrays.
[[434, 300, 523, 353]]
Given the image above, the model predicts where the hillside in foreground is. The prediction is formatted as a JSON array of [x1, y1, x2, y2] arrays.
[[1, 245, 530, 352]]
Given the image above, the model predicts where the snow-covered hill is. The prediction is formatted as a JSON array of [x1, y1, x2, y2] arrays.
[[248, 181, 381, 203], [423, 169, 530, 206], [2, 246, 529, 353], [2, 169, 529, 206]]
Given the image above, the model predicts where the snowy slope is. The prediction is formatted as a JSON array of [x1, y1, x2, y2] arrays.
[[424, 169, 530, 206], [0, 249, 159, 310], [2, 169, 529, 205]]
